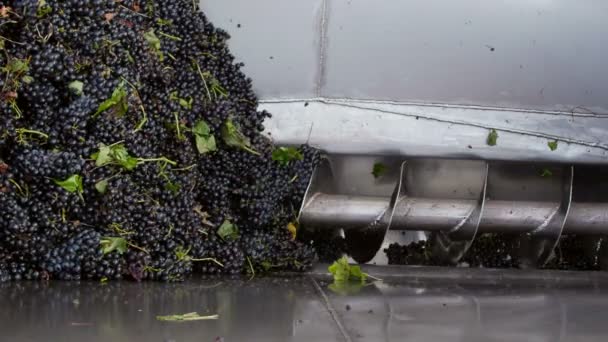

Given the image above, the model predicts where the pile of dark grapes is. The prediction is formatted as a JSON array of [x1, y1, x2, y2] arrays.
[[384, 241, 432, 266], [0, 0, 320, 282], [299, 229, 347, 263], [461, 234, 518, 269], [544, 235, 600, 271], [384, 235, 518, 268], [384, 234, 600, 271]]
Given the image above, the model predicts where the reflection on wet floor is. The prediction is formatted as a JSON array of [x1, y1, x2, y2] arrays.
[[2, 268, 608, 342], [0, 276, 341, 342], [325, 280, 608, 342]]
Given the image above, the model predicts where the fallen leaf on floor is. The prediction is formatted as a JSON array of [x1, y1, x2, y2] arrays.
[[156, 312, 219, 322]]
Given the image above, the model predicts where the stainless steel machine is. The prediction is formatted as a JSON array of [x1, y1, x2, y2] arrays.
[[201, 0, 608, 269], [4, 1, 608, 341]]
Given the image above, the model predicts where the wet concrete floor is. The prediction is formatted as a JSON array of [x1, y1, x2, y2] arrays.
[[2, 266, 608, 341]]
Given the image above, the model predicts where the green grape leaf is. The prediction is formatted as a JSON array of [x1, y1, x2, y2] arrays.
[[174, 246, 190, 261], [271, 147, 303, 166], [111, 145, 138, 170], [95, 179, 109, 194], [178, 97, 192, 109], [328, 256, 369, 283], [156, 18, 173, 26], [487, 129, 498, 146], [4, 58, 29, 74], [349, 265, 367, 282], [548, 140, 558, 151], [195, 135, 216, 154], [287, 222, 297, 240], [95, 179, 108, 194], [100, 237, 127, 255], [193, 120, 217, 154], [53, 174, 84, 194], [144, 29, 164, 61], [261, 261, 272, 271], [144, 29, 161, 49], [126, 50, 135, 64], [92, 144, 136, 169], [37, 0, 52, 17], [169, 91, 192, 110], [372, 163, 387, 179], [217, 220, 239, 241], [95, 82, 128, 117], [91, 144, 139, 170], [164, 182, 181, 194], [192, 120, 211, 136], [68, 80, 84, 96], [21, 75, 34, 84], [221, 119, 259, 155], [92, 144, 113, 167], [328, 256, 351, 282]]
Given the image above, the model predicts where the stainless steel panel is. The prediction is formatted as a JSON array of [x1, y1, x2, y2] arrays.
[[200, 0, 324, 98], [261, 101, 608, 164], [201, 1, 608, 163], [203, 0, 608, 112], [403, 159, 486, 200], [324, 0, 608, 112]]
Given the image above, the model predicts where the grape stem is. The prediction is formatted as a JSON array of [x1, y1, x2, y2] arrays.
[[118, 4, 149, 18], [241, 144, 261, 156], [137, 157, 177, 166], [158, 31, 182, 41], [127, 242, 149, 254], [120, 77, 148, 132], [246, 256, 255, 280], [15, 128, 48, 139], [193, 61, 212, 101], [190, 258, 224, 268]]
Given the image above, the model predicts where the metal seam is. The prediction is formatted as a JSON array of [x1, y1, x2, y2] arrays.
[[284, 99, 608, 151], [259, 97, 608, 118], [309, 276, 353, 342], [335, 101, 608, 150], [315, 0, 329, 97]]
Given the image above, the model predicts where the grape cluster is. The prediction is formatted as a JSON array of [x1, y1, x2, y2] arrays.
[[462, 234, 518, 269], [299, 229, 347, 263], [384, 234, 602, 271], [383, 235, 518, 268], [40, 229, 101, 280], [192, 235, 244, 275], [242, 229, 316, 273], [0, 0, 319, 282], [544, 235, 599, 271], [384, 241, 432, 266]]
